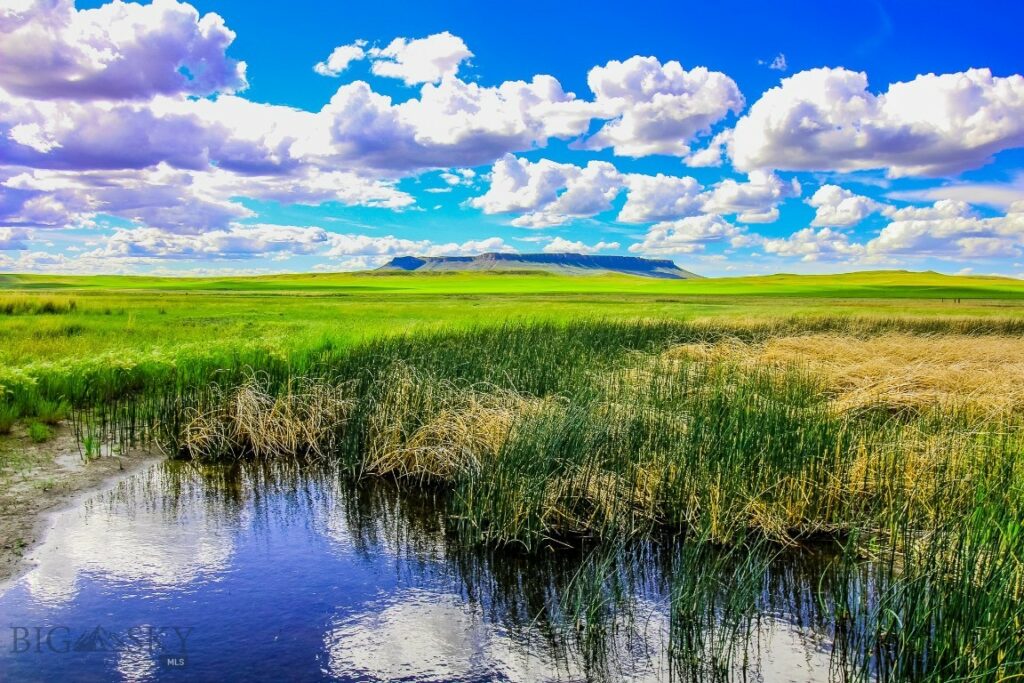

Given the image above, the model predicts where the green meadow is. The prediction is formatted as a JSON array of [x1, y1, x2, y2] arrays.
[[3, 268, 1024, 680], [2, 269, 1022, 368]]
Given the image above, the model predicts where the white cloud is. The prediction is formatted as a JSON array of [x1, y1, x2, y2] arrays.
[[469, 155, 623, 228], [885, 198, 974, 222], [73, 223, 516, 271], [472, 161, 797, 228], [314, 41, 367, 77], [729, 67, 1024, 177], [629, 215, 752, 255], [700, 171, 800, 223], [0, 0, 246, 100], [89, 224, 332, 259], [541, 237, 619, 254], [683, 131, 730, 167], [440, 168, 476, 186], [578, 56, 743, 157], [763, 227, 866, 262], [808, 184, 888, 227], [368, 32, 472, 85], [618, 173, 704, 223], [867, 199, 1024, 259]]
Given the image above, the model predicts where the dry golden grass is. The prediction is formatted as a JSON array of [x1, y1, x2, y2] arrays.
[[364, 365, 554, 481], [664, 333, 1024, 415], [182, 376, 352, 459]]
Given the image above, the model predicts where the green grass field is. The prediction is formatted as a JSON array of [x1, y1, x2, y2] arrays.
[[4, 268, 1024, 297], [2, 269, 1023, 369], [2, 268, 1024, 679]]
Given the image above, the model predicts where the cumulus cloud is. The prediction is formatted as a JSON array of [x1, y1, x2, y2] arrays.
[[318, 74, 590, 172], [808, 184, 889, 227], [314, 41, 367, 77], [541, 237, 620, 254], [729, 67, 1024, 177], [618, 173, 704, 223], [367, 32, 472, 85], [866, 199, 1024, 259], [578, 56, 744, 157], [469, 155, 623, 228], [763, 227, 866, 262], [471, 159, 798, 227], [0, 0, 246, 100], [629, 215, 753, 255], [700, 171, 800, 223], [760, 198, 1024, 263], [314, 32, 471, 84]]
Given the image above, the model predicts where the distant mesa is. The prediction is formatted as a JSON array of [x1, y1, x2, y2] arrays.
[[376, 252, 702, 279]]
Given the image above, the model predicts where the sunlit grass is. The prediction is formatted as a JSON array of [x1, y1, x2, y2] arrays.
[[2, 276, 1023, 680]]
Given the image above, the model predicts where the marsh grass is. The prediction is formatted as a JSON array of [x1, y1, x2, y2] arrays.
[[5, 317, 1023, 680], [28, 422, 52, 443], [0, 403, 16, 435]]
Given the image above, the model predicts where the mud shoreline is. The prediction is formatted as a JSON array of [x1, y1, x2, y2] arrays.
[[0, 424, 162, 587]]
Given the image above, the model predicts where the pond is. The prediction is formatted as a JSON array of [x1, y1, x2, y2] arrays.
[[0, 460, 846, 682]]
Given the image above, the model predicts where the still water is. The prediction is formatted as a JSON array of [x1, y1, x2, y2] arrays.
[[0, 460, 839, 682]]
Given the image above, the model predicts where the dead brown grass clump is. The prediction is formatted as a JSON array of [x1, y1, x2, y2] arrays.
[[182, 376, 352, 459], [364, 365, 554, 481]]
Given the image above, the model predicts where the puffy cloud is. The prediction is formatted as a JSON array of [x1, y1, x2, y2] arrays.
[[314, 41, 367, 77], [319, 75, 589, 172], [469, 155, 623, 228], [763, 227, 866, 262], [629, 215, 752, 255], [700, 171, 800, 223], [618, 173, 704, 223], [0, 227, 29, 250], [0, 0, 246, 100], [541, 237, 620, 254], [867, 200, 1024, 259], [579, 56, 744, 157], [472, 160, 796, 227], [808, 184, 888, 227], [314, 32, 472, 84], [884, 198, 973, 222], [368, 32, 472, 85], [729, 67, 1024, 177], [683, 131, 730, 167]]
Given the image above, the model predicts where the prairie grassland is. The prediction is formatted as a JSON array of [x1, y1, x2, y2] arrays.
[[2, 273, 1024, 679]]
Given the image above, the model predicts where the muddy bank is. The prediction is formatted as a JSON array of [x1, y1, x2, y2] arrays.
[[0, 424, 161, 585]]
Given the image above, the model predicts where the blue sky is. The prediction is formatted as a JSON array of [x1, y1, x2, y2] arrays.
[[1, 0, 1023, 276]]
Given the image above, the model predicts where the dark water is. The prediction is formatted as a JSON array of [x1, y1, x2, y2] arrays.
[[0, 461, 840, 682]]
